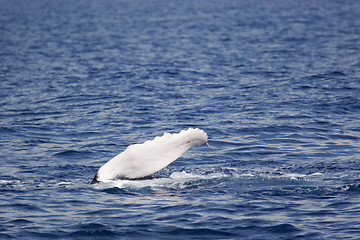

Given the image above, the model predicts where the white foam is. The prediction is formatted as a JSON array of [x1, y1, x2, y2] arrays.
[[92, 170, 224, 190], [282, 173, 307, 180], [309, 172, 323, 176]]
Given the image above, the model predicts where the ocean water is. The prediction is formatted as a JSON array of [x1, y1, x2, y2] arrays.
[[1, 0, 360, 239]]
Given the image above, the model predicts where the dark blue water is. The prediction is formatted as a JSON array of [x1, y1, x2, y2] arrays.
[[1, 0, 360, 239]]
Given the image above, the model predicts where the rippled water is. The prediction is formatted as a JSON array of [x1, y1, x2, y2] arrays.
[[1, 0, 360, 239]]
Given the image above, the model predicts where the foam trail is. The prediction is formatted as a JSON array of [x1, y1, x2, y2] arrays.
[[91, 128, 208, 183]]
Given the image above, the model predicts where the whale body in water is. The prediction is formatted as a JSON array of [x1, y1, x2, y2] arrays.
[[91, 128, 208, 184]]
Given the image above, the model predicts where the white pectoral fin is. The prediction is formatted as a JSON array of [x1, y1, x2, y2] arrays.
[[91, 128, 208, 183]]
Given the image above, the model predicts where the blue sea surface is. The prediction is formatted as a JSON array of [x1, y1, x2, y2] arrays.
[[1, 0, 360, 239]]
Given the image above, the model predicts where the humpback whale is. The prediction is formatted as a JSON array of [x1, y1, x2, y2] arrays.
[[91, 128, 208, 184]]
